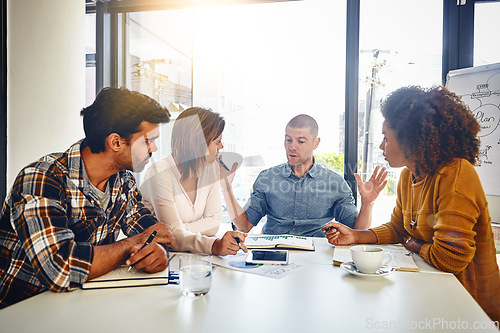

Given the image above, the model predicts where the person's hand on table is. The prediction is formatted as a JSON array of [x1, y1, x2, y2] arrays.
[[126, 223, 175, 273], [355, 165, 388, 205], [404, 236, 425, 253], [322, 222, 356, 245], [212, 231, 248, 256]]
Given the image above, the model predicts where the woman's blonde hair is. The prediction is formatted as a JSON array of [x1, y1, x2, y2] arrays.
[[171, 107, 225, 180]]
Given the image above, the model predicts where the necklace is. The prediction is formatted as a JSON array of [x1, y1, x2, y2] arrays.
[[410, 175, 428, 230]]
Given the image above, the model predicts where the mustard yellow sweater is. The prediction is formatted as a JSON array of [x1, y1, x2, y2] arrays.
[[371, 158, 500, 321]]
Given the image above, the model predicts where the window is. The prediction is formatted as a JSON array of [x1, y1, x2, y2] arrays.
[[86, 11, 96, 106], [358, 0, 443, 226], [474, 1, 500, 66], [112, 1, 347, 225]]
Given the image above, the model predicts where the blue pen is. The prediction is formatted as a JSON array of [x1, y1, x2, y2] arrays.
[[128, 230, 157, 271], [324, 226, 334, 232]]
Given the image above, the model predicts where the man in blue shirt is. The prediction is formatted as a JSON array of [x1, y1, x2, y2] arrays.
[[220, 114, 387, 237]]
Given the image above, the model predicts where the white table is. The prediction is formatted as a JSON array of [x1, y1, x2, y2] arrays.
[[0, 238, 497, 333]]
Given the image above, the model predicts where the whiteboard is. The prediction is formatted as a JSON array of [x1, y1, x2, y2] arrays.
[[446, 63, 500, 196]]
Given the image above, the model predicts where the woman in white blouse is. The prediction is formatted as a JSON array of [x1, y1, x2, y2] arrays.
[[140, 107, 247, 256]]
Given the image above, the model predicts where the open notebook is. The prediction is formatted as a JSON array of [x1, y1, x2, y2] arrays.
[[245, 235, 315, 251], [332, 244, 419, 272]]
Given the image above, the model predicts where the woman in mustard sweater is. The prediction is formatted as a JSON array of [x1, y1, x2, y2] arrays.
[[324, 86, 500, 321]]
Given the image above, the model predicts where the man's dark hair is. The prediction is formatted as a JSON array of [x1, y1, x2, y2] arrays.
[[80, 87, 171, 153]]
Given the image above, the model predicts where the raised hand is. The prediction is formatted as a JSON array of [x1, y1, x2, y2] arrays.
[[355, 165, 388, 205]]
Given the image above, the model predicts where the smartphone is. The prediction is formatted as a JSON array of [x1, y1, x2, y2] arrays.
[[245, 250, 289, 265]]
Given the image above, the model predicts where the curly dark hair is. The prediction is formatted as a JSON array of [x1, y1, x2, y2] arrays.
[[80, 87, 170, 153], [381, 86, 481, 176]]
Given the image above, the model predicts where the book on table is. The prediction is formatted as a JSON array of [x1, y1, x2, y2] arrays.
[[244, 234, 315, 251], [81, 265, 169, 289], [332, 244, 419, 272]]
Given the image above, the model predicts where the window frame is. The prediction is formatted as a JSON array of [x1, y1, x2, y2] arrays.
[[1, 0, 6, 206]]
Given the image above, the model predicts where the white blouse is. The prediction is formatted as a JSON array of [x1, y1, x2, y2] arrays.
[[140, 155, 222, 254]]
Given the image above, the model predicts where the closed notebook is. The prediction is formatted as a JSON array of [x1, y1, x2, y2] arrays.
[[245, 235, 315, 251], [81, 266, 169, 289]]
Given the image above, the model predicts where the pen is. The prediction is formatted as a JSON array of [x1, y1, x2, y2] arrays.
[[231, 222, 242, 246], [166, 245, 170, 276], [219, 156, 231, 171], [324, 226, 334, 232], [128, 230, 157, 271]]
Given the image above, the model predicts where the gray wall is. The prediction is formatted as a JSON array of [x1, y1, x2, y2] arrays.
[[7, 0, 85, 188]]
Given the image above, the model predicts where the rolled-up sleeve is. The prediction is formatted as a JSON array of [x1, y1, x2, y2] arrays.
[[244, 173, 270, 226]]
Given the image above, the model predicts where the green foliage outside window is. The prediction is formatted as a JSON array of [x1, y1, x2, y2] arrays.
[[385, 175, 396, 196], [314, 152, 345, 173], [314, 152, 362, 173]]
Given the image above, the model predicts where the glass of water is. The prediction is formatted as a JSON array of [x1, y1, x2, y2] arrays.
[[179, 254, 212, 297]]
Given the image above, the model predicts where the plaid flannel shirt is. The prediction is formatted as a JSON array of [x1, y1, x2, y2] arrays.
[[0, 140, 157, 308]]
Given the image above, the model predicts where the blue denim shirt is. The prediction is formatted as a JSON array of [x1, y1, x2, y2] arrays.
[[244, 161, 357, 237]]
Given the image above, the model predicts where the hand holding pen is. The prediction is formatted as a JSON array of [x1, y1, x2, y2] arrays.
[[125, 223, 175, 273], [324, 226, 334, 233], [231, 222, 248, 253], [216, 154, 237, 190], [128, 230, 157, 271], [322, 222, 356, 246], [218, 155, 231, 172], [211, 229, 248, 256]]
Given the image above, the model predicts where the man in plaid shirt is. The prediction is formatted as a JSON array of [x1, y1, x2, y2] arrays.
[[0, 87, 175, 308]]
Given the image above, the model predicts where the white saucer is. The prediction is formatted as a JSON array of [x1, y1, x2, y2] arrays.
[[340, 262, 395, 277]]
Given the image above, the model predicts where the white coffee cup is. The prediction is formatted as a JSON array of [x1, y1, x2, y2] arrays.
[[351, 245, 393, 274]]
